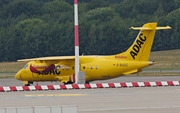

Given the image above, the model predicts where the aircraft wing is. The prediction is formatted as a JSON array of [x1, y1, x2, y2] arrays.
[[17, 56, 75, 62]]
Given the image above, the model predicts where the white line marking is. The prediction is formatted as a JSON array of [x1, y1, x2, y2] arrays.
[[78, 84, 85, 89], [90, 84, 97, 88], [114, 83, 121, 88], [41, 85, 48, 90], [53, 85, 61, 90], [16, 86, 23, 91], [28, 86, 36, 91], [137, 82, 145, 87], [79, 106, 180, 111], [149, 82, 156, 86], [126, 82, 133, 87], [3, 87, 10, 92], [102, 83, 109, 88], [161, 81, 168, 86], [65, 85, 73, 89], [173, 81, 180, 85]]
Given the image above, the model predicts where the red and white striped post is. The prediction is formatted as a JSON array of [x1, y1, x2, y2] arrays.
[[74, 0, 79, 83]]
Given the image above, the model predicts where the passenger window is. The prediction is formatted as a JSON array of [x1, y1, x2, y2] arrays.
[[90, 66, 93, 69], [96, 66, 98, 69], [55, 65, 60, 70]]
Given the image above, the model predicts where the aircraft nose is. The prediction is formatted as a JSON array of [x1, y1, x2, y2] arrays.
[[15, 70, 22, 80]]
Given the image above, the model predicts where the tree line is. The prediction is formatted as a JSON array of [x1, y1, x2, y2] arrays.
[[0, 0, 180, 61]]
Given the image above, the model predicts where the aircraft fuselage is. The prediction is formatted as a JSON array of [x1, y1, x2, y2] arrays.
[[15, 56, 151, 83]]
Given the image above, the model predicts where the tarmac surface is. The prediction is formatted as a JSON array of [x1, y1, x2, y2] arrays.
[[0, 76, 180, 86], [0, 76, 180, 113]]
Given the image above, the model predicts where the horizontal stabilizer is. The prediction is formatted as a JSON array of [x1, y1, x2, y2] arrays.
[[156, 26, 171, 30], [130, 26, 171, 30]]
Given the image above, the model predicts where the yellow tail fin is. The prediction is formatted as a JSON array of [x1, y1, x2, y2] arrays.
[[117, 22, 171, 61]]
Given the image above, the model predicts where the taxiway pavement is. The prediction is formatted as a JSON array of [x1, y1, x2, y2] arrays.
[[0, 86, 180, 113], [0, 76, 180, 113], [0, 76, 180, 86]]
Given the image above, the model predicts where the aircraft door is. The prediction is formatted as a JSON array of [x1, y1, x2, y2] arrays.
[[80, 64, 91, 75], [80, 63, 101, 81], [100, 63, 110, 78]]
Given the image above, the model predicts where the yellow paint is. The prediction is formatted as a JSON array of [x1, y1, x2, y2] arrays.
[[15, 22, 171, 85], [25, 94, 87, 97]]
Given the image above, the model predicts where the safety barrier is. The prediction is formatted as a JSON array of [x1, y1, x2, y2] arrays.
[[0, 81, 180, 92], [0, 105, 78, 113]]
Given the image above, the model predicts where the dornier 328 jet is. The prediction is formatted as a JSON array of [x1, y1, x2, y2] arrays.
[[15, 22, 171, 86]]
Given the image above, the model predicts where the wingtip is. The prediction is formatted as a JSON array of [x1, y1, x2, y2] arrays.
[[166, 26, 171, 29]]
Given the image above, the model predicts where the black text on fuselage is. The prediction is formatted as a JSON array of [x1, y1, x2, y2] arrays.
[[38, 70, 60, 75]]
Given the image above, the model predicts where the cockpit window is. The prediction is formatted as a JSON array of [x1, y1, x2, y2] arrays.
[[55, 65, 60, 70], [23, 64, 28, 69]]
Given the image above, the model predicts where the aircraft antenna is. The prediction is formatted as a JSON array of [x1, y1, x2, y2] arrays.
[[74, 0, 79, 83]]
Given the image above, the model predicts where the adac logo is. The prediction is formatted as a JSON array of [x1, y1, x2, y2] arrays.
[[30, 64, 61, 75], [130, 33, 146, 59], [38, 69, 60, 75]]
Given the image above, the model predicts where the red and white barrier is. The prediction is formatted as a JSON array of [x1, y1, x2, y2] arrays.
[[0, 81, 180, 92]]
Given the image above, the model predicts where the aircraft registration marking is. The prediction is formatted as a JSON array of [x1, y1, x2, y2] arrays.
[[25, 94, 87, 97], [114, 55, 127, 58], [115, 63, 128, 67]]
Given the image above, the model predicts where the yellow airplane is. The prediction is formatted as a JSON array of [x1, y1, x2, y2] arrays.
[[15, 22, 171, 86]]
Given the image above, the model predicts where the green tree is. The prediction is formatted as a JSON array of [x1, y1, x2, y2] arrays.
[[42, 0, 73, 23], [86, 0, 109, 10], [0, 0, 42, 19], [13, 18, 49, 59]]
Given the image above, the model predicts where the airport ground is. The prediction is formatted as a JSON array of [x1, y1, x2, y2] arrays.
[[0, 76, 180, 113]]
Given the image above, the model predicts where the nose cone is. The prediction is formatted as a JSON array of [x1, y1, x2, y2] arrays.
[[15, 70, 22, 80]]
